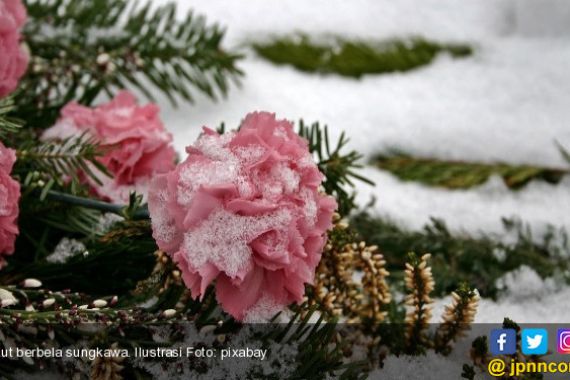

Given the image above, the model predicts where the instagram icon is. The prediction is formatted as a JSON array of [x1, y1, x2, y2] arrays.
[[558, 329, 570, 354]]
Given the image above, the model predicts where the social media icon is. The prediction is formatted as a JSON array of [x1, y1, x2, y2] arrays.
[[490, 329, 517, 355], [558, 329, 570, 354], [522, 329, 548, 355]]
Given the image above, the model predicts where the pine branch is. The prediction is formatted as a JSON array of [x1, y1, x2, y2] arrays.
[[1, 281, 364, 379], [253, 35, 472, 78], [16, 0, 243, 127], [271, 304, 366, 379], [15, 133, 110, 192], [0, 97, 23, 138], [352, 212, 570, 298], [1, 219, 157, 295], [298, 120, 373, 215], [374, 150, 567, 190]]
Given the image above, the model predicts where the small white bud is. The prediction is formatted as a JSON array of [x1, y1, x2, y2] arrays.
[[96, 53, 110, 65], [92, 299, 108, 308], [23, 279, 42, 288], [78, 305, 89, 310], [163, 309, 176, 318], [42, 298, 56, 308]]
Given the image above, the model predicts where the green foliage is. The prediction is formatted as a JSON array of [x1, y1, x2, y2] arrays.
[[299, 120, 373, 215], [351, 213, 570, 298], [252, 35, 472, 78], [0, 97, 23, 139], [16, 0, 243, 127], [2, 220, 156, 295], [269, 306, 366, 379], [374, 151, 567, 190], [14, 134, 110, 196]]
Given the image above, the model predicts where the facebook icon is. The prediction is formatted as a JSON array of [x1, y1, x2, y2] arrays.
[[490, 329, 517, 355]]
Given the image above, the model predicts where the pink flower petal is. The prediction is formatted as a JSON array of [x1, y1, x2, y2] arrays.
[[148, 111, 337, 320]]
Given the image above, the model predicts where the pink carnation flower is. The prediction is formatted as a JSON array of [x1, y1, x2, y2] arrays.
[[42, 91, 177, 203], [0, 0, 28, 98], [0, 140, 20, 267], [148, 112, 337, 321]]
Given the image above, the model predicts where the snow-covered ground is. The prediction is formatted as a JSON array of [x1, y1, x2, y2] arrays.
[[151, 0, 570, 323]]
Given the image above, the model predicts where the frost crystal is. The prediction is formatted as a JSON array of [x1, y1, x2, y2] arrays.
[[46, 238, 86, 264], [182, 208, 292, 278]]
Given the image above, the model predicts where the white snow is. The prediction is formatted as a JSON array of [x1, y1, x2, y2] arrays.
[[514, 0, 570, 37], [147, 0, 570, 237], [430, 266, 570, 323], [182, 208, 292, 278], [476, 266, 570, 323], [354, 168, 570, 235], [157, 0, 513, 44], [146, 0, 570, 323], [46, 238, 86, 264]]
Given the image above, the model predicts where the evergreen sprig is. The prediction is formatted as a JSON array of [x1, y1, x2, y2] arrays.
[[2, 219, 156, 294], [299, 120, 373, 215], [253, 35, 472, 78], [0, 97, 23, 138], [15, 133, 110, 193], [352, 212, 570, 297], [374, 150, 567, 190], [16, 0, 243, 127]]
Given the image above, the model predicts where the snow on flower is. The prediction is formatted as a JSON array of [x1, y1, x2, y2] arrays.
[[0, 140, 20, 267], [42, 91, 177, 203], [0, 0, 28, 98], [148, 112, 337, 321]]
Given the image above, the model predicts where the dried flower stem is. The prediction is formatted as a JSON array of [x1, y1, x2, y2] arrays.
[[404, 252, 434, 352], [309, 214, 392, 323], [435, 284, 479, 355], [90, 343, 125, 380]]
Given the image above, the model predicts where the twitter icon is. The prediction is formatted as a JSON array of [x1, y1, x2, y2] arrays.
[[522, 329, 548, 355]]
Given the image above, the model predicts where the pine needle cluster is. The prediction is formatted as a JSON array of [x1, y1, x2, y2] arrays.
[[253, 35, 472, 78], [352, 212, 570, 298], [15, 0, 243, 127], [374, 150, 567, 190]]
